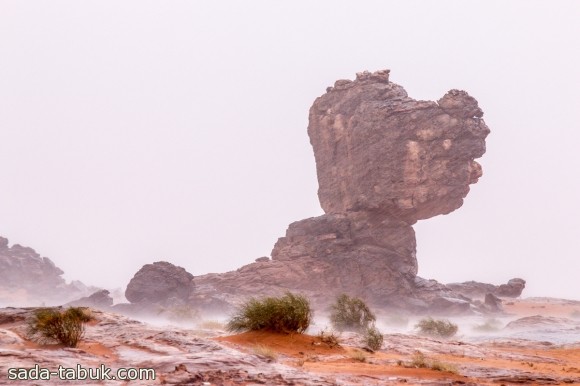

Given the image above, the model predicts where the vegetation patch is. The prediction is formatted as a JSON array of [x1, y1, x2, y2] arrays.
[[318, 328, 341, 348], [227, 292, 312, 333], [348, 349, 368, 363], [415, 317, 458, 338], [330, 294, 376, 332], [252, 344, 278, 361], [27, 307, 93, 348], [406, 351, 458, 373], [363, 325, 384, 351]]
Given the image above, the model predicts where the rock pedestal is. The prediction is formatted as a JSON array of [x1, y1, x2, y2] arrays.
[[127, 70, 522, 314]]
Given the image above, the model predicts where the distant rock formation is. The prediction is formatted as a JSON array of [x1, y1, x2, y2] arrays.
[[0, 236, 65, 290], [125, 70, 522, 315], [125, 261, 194, 306], [66, 289, 114, 309], [0, 236, 98, 306], [446, 278, 526, 299]]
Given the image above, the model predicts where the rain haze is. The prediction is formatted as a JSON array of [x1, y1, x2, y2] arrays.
[[1, 1, 579, 301]]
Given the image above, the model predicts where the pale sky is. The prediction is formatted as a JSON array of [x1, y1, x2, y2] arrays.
[[1, 1, 579, 300]]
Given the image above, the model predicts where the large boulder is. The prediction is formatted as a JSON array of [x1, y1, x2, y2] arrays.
[[125, 261, 194, 305], [308, 70, 489, 223]]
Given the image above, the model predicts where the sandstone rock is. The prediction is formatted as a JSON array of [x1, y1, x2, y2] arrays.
[[446, 278, 526, 299], [308, 70, 489, 223], [497, 278, 526, 297], [0, 236, 75, 305], [484, 293, 503, 313], [125, 261, 194, 305], [132, 70, 505, 315]]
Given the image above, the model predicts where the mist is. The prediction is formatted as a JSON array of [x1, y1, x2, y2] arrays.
[[1, 1, 579, 300]]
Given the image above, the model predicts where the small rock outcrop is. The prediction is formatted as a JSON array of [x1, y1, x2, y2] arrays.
[[446, 278, 526, 299], [125, 261, 194, 306]]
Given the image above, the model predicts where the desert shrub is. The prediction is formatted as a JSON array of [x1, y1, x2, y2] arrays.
[[363, 325, 384, 351], [252, 344, 278, 361], [415, 317, 458, 338], [430, 360, 459, 373], [27, 307, 90, 348], [410, 351, 428, 368], [318, 328, 341, 348], [349, 350, 367, 362], [227, 292, 312, 333], [65, 307, 94, 323], [329, 294, 376, 332]]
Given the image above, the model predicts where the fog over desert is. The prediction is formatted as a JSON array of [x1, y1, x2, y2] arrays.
[[1, 1, 579, 385]]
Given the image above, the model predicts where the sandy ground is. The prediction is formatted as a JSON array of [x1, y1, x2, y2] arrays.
[[1, 297, 579, 385], [215, 298, 580, 385]]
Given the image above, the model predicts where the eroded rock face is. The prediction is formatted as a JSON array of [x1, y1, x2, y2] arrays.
[[125, 261, 194, 305], [309, 70, 489, 223], [0, 237, 65, 290], [0, 236, 72, 305], [130, 70, 506, 314]]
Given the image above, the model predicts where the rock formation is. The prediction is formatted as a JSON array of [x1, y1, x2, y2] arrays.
[[309, 70, 487, 223], [66, 289, 114, 309], [0, 236, 65, 290], [0, 236, 97, 306], [125, 261, 194, 306], [125, 69, 523, 314], [446, 278, 526, 299]]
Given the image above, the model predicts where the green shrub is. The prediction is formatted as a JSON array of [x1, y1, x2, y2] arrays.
[[227, 292, 312, 333], [363, 325, 384, 351], [27, 307, 91, 348], [329, 294, 376, 332], [415, 317, 458, 338]]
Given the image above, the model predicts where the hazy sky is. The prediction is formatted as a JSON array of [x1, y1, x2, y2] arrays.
[[1, 1, 579, 300]]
